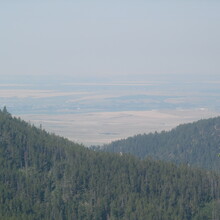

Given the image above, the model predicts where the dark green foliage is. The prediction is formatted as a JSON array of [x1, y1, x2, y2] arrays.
[[99, 117, 220, 172], [0, 109, 220, 219]]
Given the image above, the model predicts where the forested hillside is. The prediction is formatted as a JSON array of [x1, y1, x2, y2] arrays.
[[98, 117, 220, 172], [0, 108, 220, 219]]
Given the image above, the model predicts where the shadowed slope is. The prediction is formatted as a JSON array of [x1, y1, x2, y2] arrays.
[[99, 117, 220, 172]]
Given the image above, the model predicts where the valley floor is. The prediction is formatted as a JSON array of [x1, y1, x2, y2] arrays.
[[20, 108, 219, 145]]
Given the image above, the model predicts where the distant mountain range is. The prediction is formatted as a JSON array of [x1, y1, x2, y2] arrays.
[[96, 116, 220, 172], [0, 108, 220, 219]]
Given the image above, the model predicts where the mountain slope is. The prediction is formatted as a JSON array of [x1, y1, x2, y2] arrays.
[[0, 109, 220, 219], [99, 117, 220, 172]]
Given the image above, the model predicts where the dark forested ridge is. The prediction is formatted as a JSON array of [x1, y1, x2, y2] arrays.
[[0, 108, 220, 219], [98, 117, 220, 172]]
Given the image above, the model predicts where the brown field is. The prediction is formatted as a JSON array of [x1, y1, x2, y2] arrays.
[[19, 108, 219, 146]]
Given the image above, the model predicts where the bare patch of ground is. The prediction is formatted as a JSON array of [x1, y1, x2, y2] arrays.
[[19, 108, 219, 146]]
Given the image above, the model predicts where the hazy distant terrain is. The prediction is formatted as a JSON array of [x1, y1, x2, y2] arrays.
[[1, 75, 220, 145], [1, 0, 220, 148]]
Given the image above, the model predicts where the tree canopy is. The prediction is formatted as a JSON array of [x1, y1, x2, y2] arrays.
[[0, 109, 220, 219], [98, 117, 220, 172]]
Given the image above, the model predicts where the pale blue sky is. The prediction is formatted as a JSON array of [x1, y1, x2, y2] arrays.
[[0, 0, 220, 79]]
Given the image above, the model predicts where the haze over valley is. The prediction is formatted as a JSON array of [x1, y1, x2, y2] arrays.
[[1, 75, 220, 145], [1, 1, 220, 145]]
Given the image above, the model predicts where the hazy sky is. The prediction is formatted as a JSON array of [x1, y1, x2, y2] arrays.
[[0, 1, 220, 79]]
